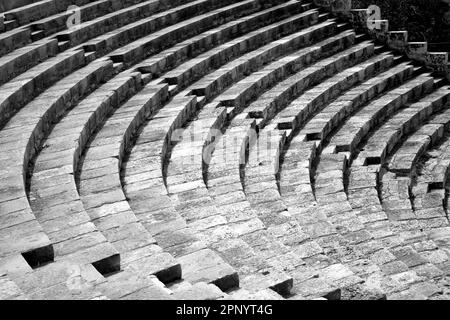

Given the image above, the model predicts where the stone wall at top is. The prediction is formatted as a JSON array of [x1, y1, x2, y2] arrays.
[[0, 0, 40, 12]]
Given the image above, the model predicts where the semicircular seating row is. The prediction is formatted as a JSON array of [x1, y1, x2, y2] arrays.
[[1, 0, 450, 300]]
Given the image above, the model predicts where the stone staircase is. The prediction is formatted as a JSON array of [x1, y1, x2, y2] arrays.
[[1, 0, 450, 300]]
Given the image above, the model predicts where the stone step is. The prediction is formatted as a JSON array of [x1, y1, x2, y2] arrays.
[[0, 49, 86, 129], [2, 0, 450, 300], [107, 0, 271, 66], [164, 8, 320, 89], [357, 86, 450, 167], [3, 0, 92, 26], [0, 38, 58, 86], [0, 27, 31, 56], [270, 46, 386, 136], [0, 274, 29, 300], [190, 17, 342, 100], [2, 59, 116, 269], [133, 0, 312, 78], [171, 281, 227, 300], [27, 0, 138, 37], [328, 74, 436, 156], [55, 0, 195, 47], [0, 0, 142, 56]]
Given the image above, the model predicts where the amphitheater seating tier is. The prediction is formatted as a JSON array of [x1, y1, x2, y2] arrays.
[[1, 0, 450, 300]]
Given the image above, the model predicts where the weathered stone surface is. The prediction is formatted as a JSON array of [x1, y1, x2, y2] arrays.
[[1, 0, 450, 301], [177, 249, 238, 291], [172, 282, 226, 300]]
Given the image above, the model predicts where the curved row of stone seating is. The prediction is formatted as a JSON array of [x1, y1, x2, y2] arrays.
[[24, 0, 284, 270], [205, 0, 450, 299], [313, 74, 442, 215], [0, 0, 250, 96], [302, 96, 450, 298], [346, 88, 450, 230], [105, 0, 277, 66], [344, 154, 450, 299], [184, 18, 339, 101], [2, 59, 116, 270], [228, 44, 388, 216], [0, 0, 40, 13], [119, 4, 336, 294], [71, 0, 246, 54], [0, 0, 298, 298], [245, 52, 396, 213], [303, 57, 450, 298], [275, 63, 414, 209], [122, 93, 242, 291], [106, 3, 344, 300], [158, 16, 442, 298], [167, 106, 294, 295], [166, 104, 300, 298], [0, 49, 87, 128], [161, 28, 376, 298], [0, 0, 242, 90], [1, 0, 147, 39], [162, 5, 317, 87], [0, 0, 264, 229], [1, 0, 286, 297], [387, 124, 444, 177], [28, 70, 182, 285], [131, 0, 312, 79], [306, 74, 436, 214], [0, 0, 238, 128], [227, 29, 450, 297], [245, 51, 398, 216], [1, 256, 237, 299], [377, 107, 450, 225], [0, 0, 155, 84], [19, 0, 130, 38], [239, 46, 387, 216], [237, 46, 397, 298]]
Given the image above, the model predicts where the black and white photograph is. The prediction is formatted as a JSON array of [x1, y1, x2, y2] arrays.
[[1, 0, 450, 309]]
